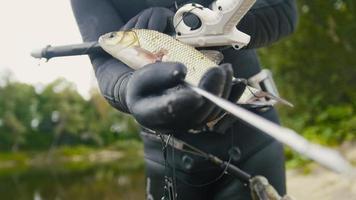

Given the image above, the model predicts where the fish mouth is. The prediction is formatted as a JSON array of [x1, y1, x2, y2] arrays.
[[98, 32, 122, 46], [98, 35, 105, 45], [99, 30, 139, 48]]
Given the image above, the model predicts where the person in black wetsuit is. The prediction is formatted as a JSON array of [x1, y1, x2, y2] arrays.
[[71, 0, 298, 199]]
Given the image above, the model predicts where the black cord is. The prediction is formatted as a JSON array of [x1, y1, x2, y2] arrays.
[[171, 137, 178, 199], [175, 156, 232, 188], [166, 136, 235, 188], [158, 130, 241, 189]]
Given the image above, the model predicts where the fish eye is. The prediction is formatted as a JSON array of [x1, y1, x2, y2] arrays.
[[108, 32, 116, 38]]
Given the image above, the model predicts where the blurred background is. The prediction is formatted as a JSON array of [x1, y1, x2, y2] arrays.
[[0, 0, 355, 199]]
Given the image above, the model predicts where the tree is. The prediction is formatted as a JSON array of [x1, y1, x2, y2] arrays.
[[259, 0, 356, 144], [36, 79, 88, 147], [0, 78, 37, 151]]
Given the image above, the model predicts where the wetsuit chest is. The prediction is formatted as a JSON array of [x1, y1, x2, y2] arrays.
[[110, 0, 213, 22]]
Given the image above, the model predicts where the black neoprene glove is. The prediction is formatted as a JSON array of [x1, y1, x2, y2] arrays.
[[125, 62, 232, 132], [121, 7, 174, 33]]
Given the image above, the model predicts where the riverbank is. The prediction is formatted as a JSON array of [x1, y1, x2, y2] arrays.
[[1, 140, 355, 200], [0, 140, 143, 176], [0, 140, 145, 200], [287, 142, 356, 200]]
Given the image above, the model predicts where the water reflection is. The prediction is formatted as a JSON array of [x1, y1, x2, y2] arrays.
[[0, 164, 145, 200]]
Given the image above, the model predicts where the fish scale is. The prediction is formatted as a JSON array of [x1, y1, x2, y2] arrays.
[[134, 29, 217, 86]]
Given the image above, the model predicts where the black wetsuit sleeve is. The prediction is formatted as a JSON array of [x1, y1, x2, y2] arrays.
[[237, 0, 298, 48], [71, 0, 132, 113]]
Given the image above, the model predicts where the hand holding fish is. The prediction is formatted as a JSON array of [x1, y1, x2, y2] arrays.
[[124, 62, 233, 132], [96, 8, 227, 132]]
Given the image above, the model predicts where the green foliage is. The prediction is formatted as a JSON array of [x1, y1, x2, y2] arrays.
[[285, 147, 312, 172], [0, 80, 37, 151], [0, 141, 143, 176], [0, 78, 139, 151], [259, 0, 356, 148], [0, 1, 355, 166]]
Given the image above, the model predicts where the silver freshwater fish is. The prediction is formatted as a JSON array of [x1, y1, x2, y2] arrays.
[[99, 29, 292, 106], [99, 29, 217, 86]]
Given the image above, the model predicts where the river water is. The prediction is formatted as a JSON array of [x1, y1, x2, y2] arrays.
[[1, 145, 355, 200], [0, 164, 145, 200]]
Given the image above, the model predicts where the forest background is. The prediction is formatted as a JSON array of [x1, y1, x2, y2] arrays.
[[0, 0, 355, 166]]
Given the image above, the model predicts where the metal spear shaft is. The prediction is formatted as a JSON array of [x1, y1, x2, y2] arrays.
[[186, 83, 354, 174]]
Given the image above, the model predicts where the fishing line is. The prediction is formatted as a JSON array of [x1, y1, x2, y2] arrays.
[[174, 1, 179, 10], [247, 85, 259, 99], [179, 133, 234, 187], [159, 134, 178, 200], [161, 132, 235, 188], [159, 133, 168, 178], [171, 137, 178, 199], [175, 156, 233, 188], [234, 78, 265, 101]]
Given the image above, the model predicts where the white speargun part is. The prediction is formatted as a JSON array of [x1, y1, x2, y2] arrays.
[[174, 0, 256, 49]]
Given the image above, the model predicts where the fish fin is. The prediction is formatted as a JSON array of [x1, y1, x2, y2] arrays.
[[133, 46, 160, 63], [200, 50, 224, 64], [133, 47, 169, 63], [153, 49, 169, 62]]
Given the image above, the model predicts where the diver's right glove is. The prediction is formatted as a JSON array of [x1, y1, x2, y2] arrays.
[[122, 62, 233, 133], [121, 7, 174, 33]]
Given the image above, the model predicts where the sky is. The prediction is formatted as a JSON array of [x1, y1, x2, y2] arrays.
[[0, 0, 96, 98]]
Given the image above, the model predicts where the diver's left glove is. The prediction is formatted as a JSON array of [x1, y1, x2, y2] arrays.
[[123, 62, 232, 133]]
